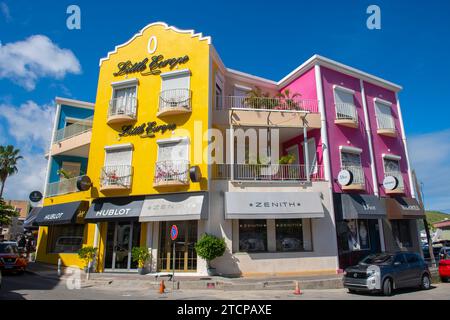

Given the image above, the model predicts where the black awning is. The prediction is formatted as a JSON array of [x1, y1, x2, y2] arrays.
[[24, 207, 42, 228], [334, 193, 386, 220], [85, 196, 144, 222], [35, 201, 88, 226]]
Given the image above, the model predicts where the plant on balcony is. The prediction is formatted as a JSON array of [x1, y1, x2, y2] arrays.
[[278, 154, 296, 164], [244, 87, 277, 109], [131, 246, 151, 275], [57, 169, 75, 180], [105, 170, 120, 185], [195, 233, 226, 276], [78, 246, 97, 273], [275, 89, 302, 110]]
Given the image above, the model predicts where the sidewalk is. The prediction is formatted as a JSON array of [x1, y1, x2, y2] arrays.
[[26, 262, 344, 291]]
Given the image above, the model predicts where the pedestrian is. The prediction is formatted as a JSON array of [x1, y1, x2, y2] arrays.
[[25, 237, 33, 258]]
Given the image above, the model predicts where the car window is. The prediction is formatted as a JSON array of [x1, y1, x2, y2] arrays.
[[406, 253, 419, 264], [0, 243, 19, 254], [360, 254, 394, 265], [394, 253, 407, 264]]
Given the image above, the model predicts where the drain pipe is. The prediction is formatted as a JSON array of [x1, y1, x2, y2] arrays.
[[314, 64, 339, 272]]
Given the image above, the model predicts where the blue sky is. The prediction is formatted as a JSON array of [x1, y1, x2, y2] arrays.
[[0, 0, 449, 212]]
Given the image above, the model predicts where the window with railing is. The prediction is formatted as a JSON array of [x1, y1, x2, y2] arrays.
[[159, 88, 191, 113], [383, 158, 404, 190], [341, 152, 365, 185], [54, 117, 93, 143], [101, 165, 133, 188], [334, 87, 357, 122], [155, 138, 190, 185], [109, 86, 137, 119], [216, 96, 319, 113], [375, 101, 395, 130], [46, 176, 80, 197]]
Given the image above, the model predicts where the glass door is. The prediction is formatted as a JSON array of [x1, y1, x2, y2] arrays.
[[104, 221, 141, 271]]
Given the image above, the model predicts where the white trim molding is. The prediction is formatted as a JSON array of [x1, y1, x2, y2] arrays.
[[156, 136, 190, 145], [111, 78, 139, 88], [104, 143, 134, 151], [382, 153, 402, 161], [99, 22, 211, 66], [374, 97, 393, 106], [233, 84, 253, 92], [160, 69, 191, 79], [55, 97, 95, 109], [339, 145, 363, 154], [333, 84, 355, 95]]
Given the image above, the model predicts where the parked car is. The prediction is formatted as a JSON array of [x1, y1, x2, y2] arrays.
[[438, 247, 450, 282], [0, 241, 28, 274], [343, 252, 431, 296], [422, 245, 443, 263]]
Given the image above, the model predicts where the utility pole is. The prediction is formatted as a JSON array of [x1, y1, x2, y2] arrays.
[[413, 170, 436, 267]]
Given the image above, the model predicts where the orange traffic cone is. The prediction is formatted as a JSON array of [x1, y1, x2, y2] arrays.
[[293, 281, 302, 295], [159, 280, 166, 294]]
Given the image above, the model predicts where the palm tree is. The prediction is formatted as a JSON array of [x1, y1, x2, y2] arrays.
[[0, 145, 23, 199], [275, 89, 302, 110]]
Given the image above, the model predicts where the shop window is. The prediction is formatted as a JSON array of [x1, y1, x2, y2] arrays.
[[337, 219, 371, 252], [47, 225, 84, 254], [275, 219, 312, 252], [238, 219, 267, 252], [391, 220, 412, 248]]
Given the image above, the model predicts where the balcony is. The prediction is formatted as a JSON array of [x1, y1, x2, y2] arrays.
[[376, 116, 396, 137], [157, 89, 192, 117], [153, 160, 190, 187], [341, 165, 365, 191], [107, 97, 137, 125], [384, 171, 405, 194], [51, 117, 92, 157], [100, 165, 133, 191], [217, 96, 320, 128], [212, 164, 324, 182], [46, 176, 81, 197], [334, 103, 358, 128]]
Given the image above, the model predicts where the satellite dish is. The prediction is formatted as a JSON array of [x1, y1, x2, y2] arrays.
[[189, 166, 202, 182], [29, 191, 43, 203], [337, 170, 353, 186], [77, 175, 92, 191]]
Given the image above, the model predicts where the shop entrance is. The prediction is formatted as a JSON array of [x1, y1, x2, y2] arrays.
[[158, 221, 198, 272], [104, 221, 140, 271]]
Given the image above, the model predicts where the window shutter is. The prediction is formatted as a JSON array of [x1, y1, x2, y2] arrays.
[[105, 149, 132, 167], [161, 74, 190, 91]]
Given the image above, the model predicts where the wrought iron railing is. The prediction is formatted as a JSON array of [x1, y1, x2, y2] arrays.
[[341, 165, 365, 185], [154, 160, 190, 185], [108, 97, 137, 119], [217, 95, 319, 113], [159, 89, 191, 113], [335, 103, 357, 122], [101, 165, 133, 188]]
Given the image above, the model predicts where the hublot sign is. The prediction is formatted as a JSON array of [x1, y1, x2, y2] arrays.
[[119, 121, 177, 138], [113, 54, 189, 77]]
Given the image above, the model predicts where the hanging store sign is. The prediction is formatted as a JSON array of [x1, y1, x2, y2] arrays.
[[113, 54, 189, 77], [119, 121, 177, 138], [383, 175, 399, 191], [338, 170, 353, 186]]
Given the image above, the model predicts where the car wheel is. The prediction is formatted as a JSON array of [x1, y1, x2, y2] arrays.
[[382, 278, 393, 296], [421, 274, 431, 290], [348, 289, 357, 294]]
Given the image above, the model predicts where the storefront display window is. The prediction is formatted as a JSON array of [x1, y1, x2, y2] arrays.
[[391, 220, 412, 248], [239, 219, 267, 252], [47, 225, 84, 253], [337, 219, 371, 252], [275, 219, 304, 252]]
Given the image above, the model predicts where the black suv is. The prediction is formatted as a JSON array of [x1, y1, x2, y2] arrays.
[[343, 252, 431, 296]]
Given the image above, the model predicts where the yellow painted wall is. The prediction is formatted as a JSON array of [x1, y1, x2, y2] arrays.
[[88, 23, 211, 198]]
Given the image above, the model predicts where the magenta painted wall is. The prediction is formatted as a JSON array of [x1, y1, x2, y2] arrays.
[[363, 81, 411, 197], [280, 67, 318, 100], [320, 67, 375, 194]]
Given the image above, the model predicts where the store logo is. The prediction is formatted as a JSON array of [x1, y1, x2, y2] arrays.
[[249, 202, 301, 208], [96, 208, 132, 216], [362, 202, 376, 211], [113, 54, 189, 77], [44, 212, 64, 220], [400, 205, 420, 211], [119, 121, 177, 138]]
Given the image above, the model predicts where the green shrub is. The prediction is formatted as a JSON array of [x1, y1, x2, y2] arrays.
[[195, 234, 226, 268], [131, 247, 151, 269], [77, 246, 96, 269]]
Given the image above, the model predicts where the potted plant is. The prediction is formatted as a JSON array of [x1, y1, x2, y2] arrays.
[[275, 89, 302, 110], [131, 246, 151, 275], [78, 246, 97, 273], [195, 234, 226, 276]]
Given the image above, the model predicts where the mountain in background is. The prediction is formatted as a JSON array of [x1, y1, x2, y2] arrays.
[[418, 211, 450, 231]]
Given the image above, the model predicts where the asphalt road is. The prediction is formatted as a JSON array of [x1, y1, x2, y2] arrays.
[[1, 272, 449, 300]]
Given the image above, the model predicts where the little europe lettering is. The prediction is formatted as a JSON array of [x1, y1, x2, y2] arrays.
[[113, 54, 189, 77]]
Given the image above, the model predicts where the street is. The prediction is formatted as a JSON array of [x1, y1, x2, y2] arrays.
[[1, 272, 449, 300]]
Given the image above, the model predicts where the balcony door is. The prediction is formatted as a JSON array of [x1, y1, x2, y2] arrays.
[[155, 138, 189, 184], [113, 86, 136, 115]]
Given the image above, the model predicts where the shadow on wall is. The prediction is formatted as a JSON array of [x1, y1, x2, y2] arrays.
[[211, 248, 242, 278]]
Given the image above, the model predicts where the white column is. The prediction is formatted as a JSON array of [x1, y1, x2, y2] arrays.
[[303, 121, 310, 182], [360, 80, 379, 196], [43, 103, 61, 197], [229, 125, 234, 180], [395, 93, 416, 199], [314, 64, 331, 183]]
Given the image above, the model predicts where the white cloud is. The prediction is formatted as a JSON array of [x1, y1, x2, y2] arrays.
[[0, 2, 11, 22], [409, 129, 450, 213], [0, 100, 55, 200], [0, 100, 55, 150], [0, 35, 81, 90]]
